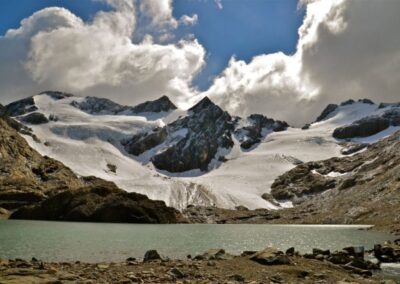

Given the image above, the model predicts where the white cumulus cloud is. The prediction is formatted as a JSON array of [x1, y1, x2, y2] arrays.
[[0, 0, 205, 106], [203, 0, 400, 125]]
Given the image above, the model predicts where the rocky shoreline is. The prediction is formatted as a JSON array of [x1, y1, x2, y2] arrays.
[[1, 243, 399, 284]]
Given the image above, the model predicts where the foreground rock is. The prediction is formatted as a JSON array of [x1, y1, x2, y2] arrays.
[[373, 241, 400, 263], [0, 246, 389, 284]]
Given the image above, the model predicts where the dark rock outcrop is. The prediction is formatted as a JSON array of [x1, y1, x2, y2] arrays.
[[5, 97, 38, 116], [333, 106, 400, 139], [130, 95, 177, 113], [11, 178, 183, 223], [124, 127, 167, 156], [125, 97, 235, 172], [271, 163, 337, 201], [18, 112, 49, 125], [234, 114, 288, 149], [315, 104, 338, 122], [333, 116, 390, 139], [71, 95, 176, 115]]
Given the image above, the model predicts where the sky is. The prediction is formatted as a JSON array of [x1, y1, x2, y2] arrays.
[[0, 0, 399, 125]]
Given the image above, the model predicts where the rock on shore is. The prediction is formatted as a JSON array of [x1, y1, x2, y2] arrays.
[[0, 245, 391, 284]]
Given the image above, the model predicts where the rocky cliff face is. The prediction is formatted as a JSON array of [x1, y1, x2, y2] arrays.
[[234, 114, 288, 149], [269, 130, 400, 233], [0, 109, 183, 223], [124, 97, 289, 172], [124, 97, 234, 172]]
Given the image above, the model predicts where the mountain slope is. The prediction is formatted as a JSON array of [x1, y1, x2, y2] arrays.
[[6, 93, 400, 210], [267, 130, 400, 234], [0, 106, 182, 223]]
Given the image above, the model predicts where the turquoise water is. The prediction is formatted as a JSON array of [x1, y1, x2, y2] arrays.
[[0, 220, 395, 262]]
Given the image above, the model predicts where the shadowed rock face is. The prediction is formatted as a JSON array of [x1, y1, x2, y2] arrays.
[[5, 97, 38, 116], [71, 95, 177, 115], [315, 104, 338, 122], [11, 178, 183, 224], [152, 97, 234, 172], [131, 95, 177, 113], [125, 97, 235, 172], [5, 92, 73, 117], [333, 116, 390, 139], [333, 108, 400, 139], [235, 114, 288, 149], [19, 112, 49, 125]]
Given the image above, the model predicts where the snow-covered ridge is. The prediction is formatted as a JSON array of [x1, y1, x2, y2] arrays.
[[5, 92, 400, 210]]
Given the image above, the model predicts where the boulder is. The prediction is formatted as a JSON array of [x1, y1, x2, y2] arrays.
[[168, 268, 185, 279], [313, 248, 330, 256], [143, 250, 162, 262], [250, 247, 291, 265]]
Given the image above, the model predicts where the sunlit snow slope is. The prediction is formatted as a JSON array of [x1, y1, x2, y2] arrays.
[[15, 93, 400, 210]]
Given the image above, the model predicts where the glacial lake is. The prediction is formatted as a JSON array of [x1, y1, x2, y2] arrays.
[[0, 220, 396, 263]]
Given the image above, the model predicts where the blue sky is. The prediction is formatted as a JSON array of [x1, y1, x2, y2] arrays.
[[0, 0, 304, 90]]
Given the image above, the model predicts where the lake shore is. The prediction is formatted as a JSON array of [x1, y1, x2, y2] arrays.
[[1, 245, 398, 284]]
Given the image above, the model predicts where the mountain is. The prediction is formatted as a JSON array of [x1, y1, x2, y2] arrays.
[[5, 92, 400, 211], [70, 94, 176, 115], [0, 105, 182, 223]]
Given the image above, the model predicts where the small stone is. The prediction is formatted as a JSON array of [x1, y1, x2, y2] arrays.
[[47, 268, 58, 274], [207, 260, 216, 267], [97, 264, 109, 270], [168, 267, 185, 279], [285, 247, 295, 256], [126, 257, 136, 262], [228, 274, 245, 282], [143, 250, 162, 262]]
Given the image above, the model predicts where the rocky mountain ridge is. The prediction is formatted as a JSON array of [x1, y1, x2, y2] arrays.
[[70, 95, 177, 115]]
